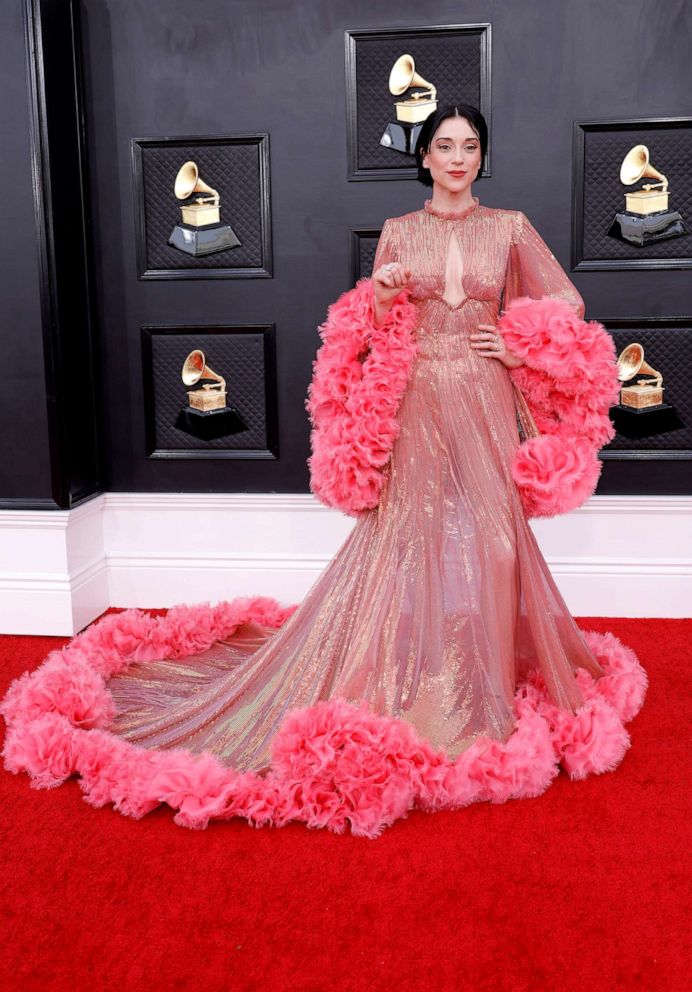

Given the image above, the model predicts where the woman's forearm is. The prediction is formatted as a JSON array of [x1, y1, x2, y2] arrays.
[[373, 297, 393, 328]]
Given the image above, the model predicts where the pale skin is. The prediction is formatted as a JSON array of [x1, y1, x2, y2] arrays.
[[372, 116, 523, 370]]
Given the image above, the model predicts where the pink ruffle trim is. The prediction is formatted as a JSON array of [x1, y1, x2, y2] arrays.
[[1, 600, 648, 839], [305, 277, 419, 517], [497, 296, 622, 518]]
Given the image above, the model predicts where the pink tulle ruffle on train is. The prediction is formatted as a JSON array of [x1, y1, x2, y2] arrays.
[[1, 600, 648, 839]]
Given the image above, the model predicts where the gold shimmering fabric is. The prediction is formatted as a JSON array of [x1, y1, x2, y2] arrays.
[[107, 196, 604, 774]]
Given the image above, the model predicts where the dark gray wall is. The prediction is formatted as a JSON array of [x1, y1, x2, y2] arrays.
[[4, 0, 692, 502], [0, 0, 53, 502]]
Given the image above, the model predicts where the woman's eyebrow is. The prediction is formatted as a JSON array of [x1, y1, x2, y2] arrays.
[[434, 136, 478, 142]]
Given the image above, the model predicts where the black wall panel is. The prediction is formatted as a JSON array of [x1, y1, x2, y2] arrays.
[[0, 1, 54, 504], [1, 0, 101, 509]]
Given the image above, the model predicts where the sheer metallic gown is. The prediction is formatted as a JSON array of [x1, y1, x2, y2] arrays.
[[107, 196, 605, 774]]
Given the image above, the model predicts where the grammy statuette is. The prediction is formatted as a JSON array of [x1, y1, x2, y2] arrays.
[[174, 349, 248, 441], [168, 161, 241, 257], [610, 341, 683, 440], [607, 144, 686, 246], [380, 54, 438, 156]]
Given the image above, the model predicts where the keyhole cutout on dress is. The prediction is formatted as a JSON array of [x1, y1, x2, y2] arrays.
[[442, 230, 467, 307]]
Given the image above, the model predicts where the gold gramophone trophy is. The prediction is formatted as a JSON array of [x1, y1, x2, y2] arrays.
[[607, 145, 685, 246], [609, 342, 683, 440], [168, 161, 241, 257], [617, 343, 664, 409], [380, 54, 438, 155], [174, 349, 248, 441]]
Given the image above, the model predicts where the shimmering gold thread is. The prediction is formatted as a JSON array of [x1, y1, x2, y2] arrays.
[[108, 202, 603, 772]]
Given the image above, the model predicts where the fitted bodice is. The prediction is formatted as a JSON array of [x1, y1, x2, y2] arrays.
[[381, 198, 514, 362], [372, 197, 586, 362], [393, 197, 515, 323]]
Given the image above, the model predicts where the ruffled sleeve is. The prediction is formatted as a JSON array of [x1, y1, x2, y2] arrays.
[[305, 216, 418, 517], [503, 211, 584, 319], [496, 212, 620, 519]]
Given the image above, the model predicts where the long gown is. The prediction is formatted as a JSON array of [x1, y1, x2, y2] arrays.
[[1, 194, 647, 835], [103, 196, 613, 776]]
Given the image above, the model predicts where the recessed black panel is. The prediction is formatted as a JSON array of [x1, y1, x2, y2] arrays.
[[132, 134, 272, 279], [141, 325, 278, 459], [345, 23, 491, 181], [572, 118, 692, 271]]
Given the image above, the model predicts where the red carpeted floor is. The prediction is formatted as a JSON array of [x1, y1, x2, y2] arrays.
[[0, 615, 689, 992]]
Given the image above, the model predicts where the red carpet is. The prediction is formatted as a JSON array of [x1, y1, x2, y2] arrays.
[[1, 615, 689, 992]]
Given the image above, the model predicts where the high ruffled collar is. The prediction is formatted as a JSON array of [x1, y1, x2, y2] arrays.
[[423, 195, 480, 220]]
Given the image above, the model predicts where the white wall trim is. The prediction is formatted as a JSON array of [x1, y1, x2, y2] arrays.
[[0, 497, 108, 635], [0, 492, 690, 634]]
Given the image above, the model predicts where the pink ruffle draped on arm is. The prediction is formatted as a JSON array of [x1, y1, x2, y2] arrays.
[[305, 218, 418, 517], [498, 212, 620, 518]]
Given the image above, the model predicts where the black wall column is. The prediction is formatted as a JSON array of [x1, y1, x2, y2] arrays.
[[0, 0, 101, 509]]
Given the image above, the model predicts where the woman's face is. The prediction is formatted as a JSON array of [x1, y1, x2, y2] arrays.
[[421, 116, 482, 195]]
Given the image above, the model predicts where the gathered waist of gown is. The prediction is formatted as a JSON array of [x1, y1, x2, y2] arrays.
[[410, 295, 498, 317], [412, 297, 503, 364]]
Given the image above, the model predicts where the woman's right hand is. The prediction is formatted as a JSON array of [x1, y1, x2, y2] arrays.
[[373, 261, 412, 307]]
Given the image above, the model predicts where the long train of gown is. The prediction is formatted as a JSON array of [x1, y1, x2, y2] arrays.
[[1, 197, 648, 835]]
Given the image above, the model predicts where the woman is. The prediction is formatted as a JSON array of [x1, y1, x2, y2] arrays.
[[1, 105, 647, 839]]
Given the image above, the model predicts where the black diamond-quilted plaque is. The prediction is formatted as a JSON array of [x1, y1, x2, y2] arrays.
[[141, 325, 278, 459], [345, 23, 492, 181], [599, 317, 692, 459], [132, 135, 272, 279], [572, 118, 692, 270]]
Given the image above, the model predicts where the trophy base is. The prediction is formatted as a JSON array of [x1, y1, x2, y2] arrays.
[[380, 121, 425, 156], [620, 383, 664, 408], [188, 388, 227, 412], [607, 210, 685, 247], [175, 406, 248, 441], [609, 402, 684, 439], [168, 223, 241, 256]]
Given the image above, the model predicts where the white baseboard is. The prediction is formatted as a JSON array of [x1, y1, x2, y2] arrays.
[[0, 492, 690, 634], [0, 499, 109, 635]]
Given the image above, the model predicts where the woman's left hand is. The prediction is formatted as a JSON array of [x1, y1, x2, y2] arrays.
[[470, 324, 524, 369]]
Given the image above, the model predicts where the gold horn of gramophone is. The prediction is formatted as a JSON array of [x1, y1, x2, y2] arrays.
[[620, 145, 668, 192], [616, 342, 664, 409], [389, 54, 437, 104], [182, 349, 228, 412], [174, 161, 220, 227], [175, 161, 220, 204]]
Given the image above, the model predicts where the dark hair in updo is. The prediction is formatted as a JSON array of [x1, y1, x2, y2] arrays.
[[414, 103, 488, 186]]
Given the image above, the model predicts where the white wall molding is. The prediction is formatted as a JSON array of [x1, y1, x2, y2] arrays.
[[0, 497, 108, 635], [0, 492, 690, 634]]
